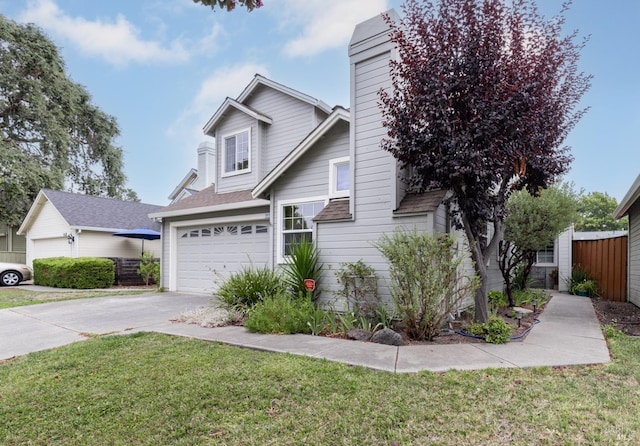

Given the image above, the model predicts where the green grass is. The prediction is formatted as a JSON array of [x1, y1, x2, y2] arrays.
[[0, 288, 152, 309], [1, 331, 640, 445]]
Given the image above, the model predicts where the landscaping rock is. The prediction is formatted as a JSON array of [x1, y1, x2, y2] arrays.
[[347, 328, 372, 342], [371, 328, 404, 346]]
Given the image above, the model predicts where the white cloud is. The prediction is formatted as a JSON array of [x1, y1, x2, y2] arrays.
[[167, 63, 269, 150], [279, 0, 390, 57], [18, 0, 189, 66]]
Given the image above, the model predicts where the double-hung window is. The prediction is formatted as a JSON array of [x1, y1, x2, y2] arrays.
[[329, 157, 350, 198], [279, 199, 325, 260], [223, 128, 250, 176]]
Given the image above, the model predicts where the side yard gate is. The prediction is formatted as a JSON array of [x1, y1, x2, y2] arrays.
[[572, 235, 627, 302]]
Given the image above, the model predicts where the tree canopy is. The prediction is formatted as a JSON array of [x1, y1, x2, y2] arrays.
[[379, 0, 590, 322], [0, 15, 136, 227], [192, 0, 263, 12], [575, 191, 627, 232], [499, 185, 578, 305]]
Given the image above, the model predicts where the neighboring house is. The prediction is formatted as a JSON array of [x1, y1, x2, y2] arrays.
[[150, 10, 467, 303], [528, 227, 573, 291], [18, 189, 162, 267], [614, 174, 640, 306], [0, 224, 26, 263]]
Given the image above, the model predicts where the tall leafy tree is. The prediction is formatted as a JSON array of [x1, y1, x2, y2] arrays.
[[379, 0, 590, 322], [499, 185, 578, 306], [193, 0, 263, 12], [575, 191, 627, 231], [0, 15, 136, 227]]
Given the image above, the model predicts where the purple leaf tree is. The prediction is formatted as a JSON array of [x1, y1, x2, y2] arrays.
[[379, 0, 591, 322]]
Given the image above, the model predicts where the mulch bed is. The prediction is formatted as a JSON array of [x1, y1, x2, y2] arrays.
[[592, 297, 640, 337]]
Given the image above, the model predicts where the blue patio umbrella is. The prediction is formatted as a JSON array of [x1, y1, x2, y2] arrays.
[[112, 228, 161, 254]]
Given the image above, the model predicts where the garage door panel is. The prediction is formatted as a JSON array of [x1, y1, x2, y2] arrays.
[[176, 222, 269, 294]]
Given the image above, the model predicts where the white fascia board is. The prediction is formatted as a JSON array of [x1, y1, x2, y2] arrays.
[[168, 169, 198, 200], [203, 98, 272, 136], [238, 74, 332, 115], [252, 108, 350, 199], [614, 174, 640, 219], [148, 198, 270, 219], [17, 190, 48, 235], [69, 226, 129, 233]]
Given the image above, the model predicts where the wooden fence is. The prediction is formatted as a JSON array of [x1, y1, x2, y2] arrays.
[[572, 236, 627, 302], [108, 257, 156, 286]]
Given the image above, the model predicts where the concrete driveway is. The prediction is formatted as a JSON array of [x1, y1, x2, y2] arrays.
[[0, 292, 212, 360]]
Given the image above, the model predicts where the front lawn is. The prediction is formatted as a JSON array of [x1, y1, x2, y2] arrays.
[[0, 288, 153, 309], [1, 331, 639, 444]]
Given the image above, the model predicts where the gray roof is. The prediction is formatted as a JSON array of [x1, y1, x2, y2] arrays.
[[43, 189, 161, 231]]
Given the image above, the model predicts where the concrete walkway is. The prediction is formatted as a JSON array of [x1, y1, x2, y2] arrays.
[[0, 289, 610, 373]]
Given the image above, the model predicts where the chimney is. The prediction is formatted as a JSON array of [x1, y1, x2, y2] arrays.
[[195, 141, 216, 190], [348, 9, 399, 217]]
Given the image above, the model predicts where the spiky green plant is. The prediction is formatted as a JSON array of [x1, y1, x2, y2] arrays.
[[282, 239, 323, 300]]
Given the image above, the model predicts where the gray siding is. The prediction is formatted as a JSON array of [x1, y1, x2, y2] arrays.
[[270, 121, 350, 265], [629, 200, 640, 306], [245, 85, 328, 178], [215, 110, 258, 193]]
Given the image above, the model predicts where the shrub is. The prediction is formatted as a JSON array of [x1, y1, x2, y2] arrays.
[[466, 316, 513, 344], [244, 292, 315, 334], [484, 316, 513, 344], [33, 257, 114, 289], [375, 229, 479, 341], [488, 290, 507, 314], [136, 251, 160, 286], [567, 265, 592, 294], [334, 260, 381, 320], [282, 239, 322, 300], [216, 266, 286, 312]]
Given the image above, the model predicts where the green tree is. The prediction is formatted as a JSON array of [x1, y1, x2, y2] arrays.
[[0, 16, 136, 227], [193, 0, 263, 12], [499, 184, 579, 306], [575, 191, 627, 231], [379, 0, 590, 322]]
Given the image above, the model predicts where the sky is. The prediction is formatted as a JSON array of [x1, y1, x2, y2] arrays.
[[1, 0, 638, 206]]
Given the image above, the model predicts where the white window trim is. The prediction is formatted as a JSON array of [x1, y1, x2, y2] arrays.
[[276, 196, 327, 264], [328, 156, 350, 198], [221, 127, 251, 178], [535, 241, 557, 267]]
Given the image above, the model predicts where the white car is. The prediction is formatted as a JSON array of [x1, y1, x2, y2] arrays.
[[0, 262, 33, 286]]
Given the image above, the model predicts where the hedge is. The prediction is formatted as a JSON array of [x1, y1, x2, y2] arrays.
[[33, 257, 115, 289]]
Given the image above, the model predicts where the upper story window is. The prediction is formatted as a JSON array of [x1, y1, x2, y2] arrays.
[[222, 128, 251, 176], [329, 157, 350, 198]]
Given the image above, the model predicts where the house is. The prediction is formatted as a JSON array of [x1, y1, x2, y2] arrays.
[[18, 189, 162, 267], [168, 141, 216, 204], [150, 10, 462, 302], [614, 174, 640, 306], [0, 224, 26, 264]]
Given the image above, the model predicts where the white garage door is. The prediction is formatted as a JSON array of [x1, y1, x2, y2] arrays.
[[176, 222, 269, 294]]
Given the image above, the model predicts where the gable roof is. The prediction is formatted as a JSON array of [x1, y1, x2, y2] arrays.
[[168, 168, 198, 201], [203, 97, 273, 135], [148, 185, 270, 219], [18, 189, 161, 234], [614, 174, 640, 219], [203, 74, 332, 136], [252, 106, 350, 199]]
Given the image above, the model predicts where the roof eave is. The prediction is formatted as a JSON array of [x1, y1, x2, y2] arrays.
[[17, 190, 49, 235], [614, 174, 640, 219], [203, 98, 272, 136], [148, 198, 270, 219], [252, 107, 350, 199]]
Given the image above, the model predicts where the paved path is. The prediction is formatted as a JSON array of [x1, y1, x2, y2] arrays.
[[0, 290, 610, 372]]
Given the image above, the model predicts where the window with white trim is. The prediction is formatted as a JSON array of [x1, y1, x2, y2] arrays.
[[329, 157, 350, 198], [222, 129, 250, 176], [536, 244, 555, 265], [280, 200, 325, 258]]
